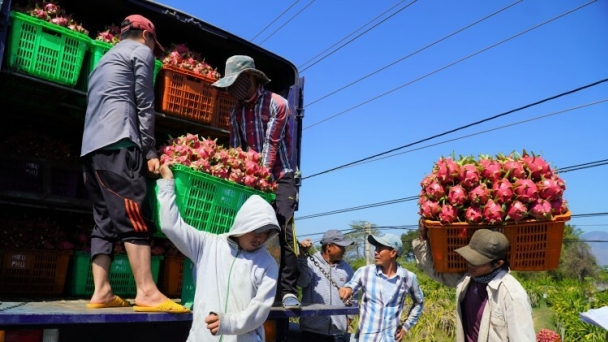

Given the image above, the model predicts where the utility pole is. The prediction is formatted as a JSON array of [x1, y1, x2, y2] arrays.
[[364, 222, 373, 265]]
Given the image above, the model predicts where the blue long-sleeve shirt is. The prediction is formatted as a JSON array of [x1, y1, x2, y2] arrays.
[[344, 263, 424, 342]]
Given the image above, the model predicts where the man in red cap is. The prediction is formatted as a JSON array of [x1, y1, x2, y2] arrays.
[[81, 14, 187, 313]]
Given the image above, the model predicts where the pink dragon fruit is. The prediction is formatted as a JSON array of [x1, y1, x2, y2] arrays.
[[552, 174, 567, 191], [538, 178, 564, 201], [458, 163, 480, 189], [513, 178, 539, 203], [448, 185, 468, 207], [419, 200, 441, 219], [483, 199, 505, 225], [420, 174, 437, 189], [434, 157, 460, 185], [425, 181, 446, 201], [506, 200, 528, 222], [479, 156, 503, 183], [550, 198, 569, 215], [469, 183, 490, 205], [522, 152, 551, 181], [529, 199, 552, 220], [464, 206, 483, 224], [439, 204, 459, 224], [502, 158, 526, 181], [491, 178, 514, 204]]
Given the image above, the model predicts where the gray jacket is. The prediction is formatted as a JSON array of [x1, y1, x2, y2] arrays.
[[81, 39, 157, 159], [297, 251, 354, 336], [412, 238, 536, 342]]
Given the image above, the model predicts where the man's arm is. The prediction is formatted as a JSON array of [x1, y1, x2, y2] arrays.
[[131, 46, 157, 160], [261, 95, 288, 172], [296, 239, 314, 288], [401, 275, 424, 331], [229, 106, 242, 149]]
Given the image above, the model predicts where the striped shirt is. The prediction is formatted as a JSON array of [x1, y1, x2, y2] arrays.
[[345, 264, 424, 342], [297, 252, 355, 336], [229, 86, 293, 180]]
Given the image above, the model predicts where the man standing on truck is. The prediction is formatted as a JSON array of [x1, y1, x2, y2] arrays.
[[212, 55, 300, 309], [81, 14, 188, 313], [298, 230, 355, 341]]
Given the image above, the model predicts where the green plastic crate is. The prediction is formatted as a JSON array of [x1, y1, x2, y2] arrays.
[[7, 11, 90, 87], [150, 164, 275, 235], [66, 251, 163, 297]]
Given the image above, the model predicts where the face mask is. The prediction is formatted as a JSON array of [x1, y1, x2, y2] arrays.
[[228, 73, 253, 100]]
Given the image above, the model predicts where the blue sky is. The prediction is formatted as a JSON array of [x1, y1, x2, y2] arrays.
[[159, 0, 608, 242]]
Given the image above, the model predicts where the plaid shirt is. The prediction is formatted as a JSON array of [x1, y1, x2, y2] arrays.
[[229, 86, 293, 180], [345, 264, 424, 342]]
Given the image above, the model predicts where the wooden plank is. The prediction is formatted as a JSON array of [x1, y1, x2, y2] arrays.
[[0, 300, 358, 326]]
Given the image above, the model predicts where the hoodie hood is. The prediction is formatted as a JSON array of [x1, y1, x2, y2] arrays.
[[224, 195, 280, 246]]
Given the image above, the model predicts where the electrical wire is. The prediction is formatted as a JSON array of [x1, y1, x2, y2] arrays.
[[299, 0, 418, 72], [302, 77, 608, 181], [250, 0, 300, 42], [305, 0, 522, 107], [258, 0, 318, 45], [338, 99, 608, 171], [295, 162, 608, 221], [303, 0, 598, 130]]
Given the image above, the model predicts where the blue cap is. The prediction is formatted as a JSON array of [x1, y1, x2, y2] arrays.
[[368, 233, 403, 256]]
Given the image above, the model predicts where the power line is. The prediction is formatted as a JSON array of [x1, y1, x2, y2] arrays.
[[295, 161, 608, 221], [302, 77, 608, 181], [303, 0, 597, 130], [305, 0, 522, 107], [250, 0, 300, 42], [299, 0, 418, 72], [258, 0, 317, 45], [335, 99, 608, 171]]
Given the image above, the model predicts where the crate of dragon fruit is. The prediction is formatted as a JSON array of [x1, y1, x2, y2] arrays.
[[418, 151, 571, 273], [149, 134, 276, 236]]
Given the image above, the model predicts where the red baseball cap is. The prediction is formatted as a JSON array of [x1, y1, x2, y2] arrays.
[[121, 14, 164, 55]]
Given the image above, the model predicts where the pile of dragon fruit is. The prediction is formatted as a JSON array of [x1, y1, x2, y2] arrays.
[[419, 151, 568, 225], [158, 134, 276, 193], [17, 0, 88, 34], [162, 43, 222, 80], [94, 24, 120, 45]]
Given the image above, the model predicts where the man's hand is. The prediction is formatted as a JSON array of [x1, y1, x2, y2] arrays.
[[204, 312, 220, 335], [394, 325, 406, 341], [159, 162, 175, 180], [339, 287, 353, 303], [147, 158, 160, 176], [298, 238, 313, 257]]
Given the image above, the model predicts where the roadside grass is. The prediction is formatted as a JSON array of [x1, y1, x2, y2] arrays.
[[533, 301, 557, 333]]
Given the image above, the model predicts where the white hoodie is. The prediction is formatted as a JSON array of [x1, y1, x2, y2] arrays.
[[157, 179, 280, 342]]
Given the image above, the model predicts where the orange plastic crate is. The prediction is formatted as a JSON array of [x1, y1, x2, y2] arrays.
[[159, 255, 184, 298], [0, 249, 72, 295], [213, 91, 237, 130], [157, 65, 216, 124], [424, 212, 571, 273]]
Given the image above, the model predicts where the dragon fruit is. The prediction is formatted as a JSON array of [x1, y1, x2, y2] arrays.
[[420, 200, 441, 219], [479, 156, 503, 183], [506, 200, 528, 222], [425, 181, 446, 201], [522, 152, 551, 181], [514, 178, 539, 203], [550, 198, 569, 215], [538, 178, 564, 201], [458, 163, 480, 189], [448, 185, 468, 207], [492, 178, 514, 204], [439, 204, 459, 224], [483, 199, 505, 225], [529, 199, 552, 220], [469, 183, 490, 205], [464, 206, 483, 224], [502, 157, 527, 181], [435, 157, 460, 185]]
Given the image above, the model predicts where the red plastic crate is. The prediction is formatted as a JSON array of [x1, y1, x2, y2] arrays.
[[0, 249, 72, 295], [213, 91, 237, 130], [424, 212, 571, 273], [157, 65, 217, 124], [159, 255, 185, 298]]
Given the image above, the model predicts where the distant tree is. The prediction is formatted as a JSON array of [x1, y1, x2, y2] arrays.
[[401, 230, 418, 255], [550, 224, 599, 281], [343, 220, 380, 263]]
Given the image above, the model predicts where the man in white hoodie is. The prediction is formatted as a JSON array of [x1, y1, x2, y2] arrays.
[[158, 164, 281, 342]]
